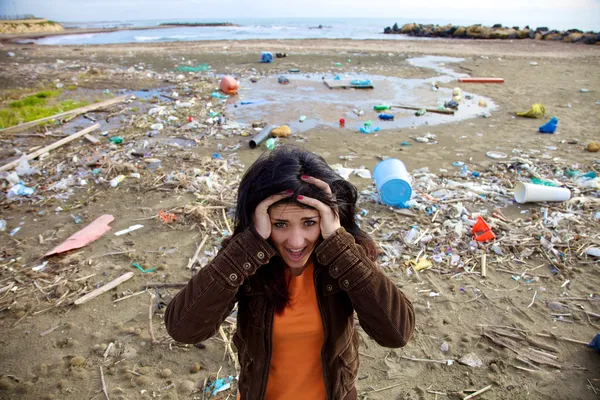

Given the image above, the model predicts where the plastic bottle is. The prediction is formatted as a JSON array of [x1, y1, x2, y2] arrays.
[[0, 219, 6, 231], [265, 138, 276, 151], [110, 175, 126, 187]]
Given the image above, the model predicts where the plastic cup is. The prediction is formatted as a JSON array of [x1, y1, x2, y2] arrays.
[[514, 182, 571, 204], [372, 159, 412, 206]]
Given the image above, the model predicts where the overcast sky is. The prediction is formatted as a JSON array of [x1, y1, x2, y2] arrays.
[[1, 0, 598, 28]]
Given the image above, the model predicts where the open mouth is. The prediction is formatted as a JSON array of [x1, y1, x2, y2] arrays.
[[285, 247, 307, 261]]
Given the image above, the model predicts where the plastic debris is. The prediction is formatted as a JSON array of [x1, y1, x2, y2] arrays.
[[114, 224, 144, 236], [516, 103, 546, 118], [539, 117, 558, 133], [45, 215, 114, 256]]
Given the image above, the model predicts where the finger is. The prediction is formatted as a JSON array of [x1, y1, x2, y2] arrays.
[[257, 191, 292, 211], [296, 195, 334, 216], [300, 175, 332, 195]]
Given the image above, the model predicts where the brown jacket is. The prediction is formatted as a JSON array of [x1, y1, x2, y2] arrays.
[[165, 227, 415, 400]]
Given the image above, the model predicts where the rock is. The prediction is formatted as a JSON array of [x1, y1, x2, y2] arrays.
[[70, 356, 86, 367], [392, 23, 400, 32], [582, 33, 598, 44], [134, 376, 151, 387], [458, 352, 484, 367], [178, 380, 196, 394], [401, 23, 417, 34], [437, 24, 455, 37], [586, 142, 600, 152], [564, 32, 584, 42], [440, 341, 450, 353], [160, 368, 173, 379], [544, 32, 563, 41], [492, 23, 503, 29], [518, 29, 531, 39], [466, 25, 491, 39], [0, 376, 16, 391], [453, 26, 467, 37], [384, 27, 392, 34], [534, 32, 543, 40], [489, 28, 512, 39], [271, 125, 291, 138]]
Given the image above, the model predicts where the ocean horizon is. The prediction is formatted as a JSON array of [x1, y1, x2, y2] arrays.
[[27, 17, 599, 46]]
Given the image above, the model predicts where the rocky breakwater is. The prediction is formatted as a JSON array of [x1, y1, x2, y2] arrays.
[[384, 23, 600, 44], [0, 19, 64, 34]]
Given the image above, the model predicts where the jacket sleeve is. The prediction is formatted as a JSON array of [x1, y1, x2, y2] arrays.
[[164, 227, 277, 344], [315, 227, 415, 348]]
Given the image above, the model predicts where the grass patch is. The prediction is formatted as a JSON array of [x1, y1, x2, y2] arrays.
[[0, 93, 88, 129], [66, 85, 78, 91]]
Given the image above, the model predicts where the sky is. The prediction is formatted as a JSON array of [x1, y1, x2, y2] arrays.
[[1, 0, 599, 30]]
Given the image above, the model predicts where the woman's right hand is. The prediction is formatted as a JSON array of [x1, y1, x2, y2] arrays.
[[253, 190, 293, 239]]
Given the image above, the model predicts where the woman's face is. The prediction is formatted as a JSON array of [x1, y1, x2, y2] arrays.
[[268, 203, 321, 276]]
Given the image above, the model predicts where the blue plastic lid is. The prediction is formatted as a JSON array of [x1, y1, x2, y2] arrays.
[[379, 179, 412, 206]]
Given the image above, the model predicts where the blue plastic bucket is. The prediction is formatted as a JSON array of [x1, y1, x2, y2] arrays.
[[260, 52, 273, 63], [372, 159, 412, 206]]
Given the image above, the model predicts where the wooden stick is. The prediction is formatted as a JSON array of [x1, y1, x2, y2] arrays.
[[103, 342, 114, 361], [144, 283, 187, 289], [100, 366, 110, 400], [0, 95, 131, 134], [113, 290, 146, 303], [527, 289, 538, 308], [84, 134, 100, 144], [359, 382, 403, 395], [148, 292, 157, 345], [481, 253, 487, 278], [401, 355, 450, 364], [186, 236, 208, 269], [390, 104, 455, 115], [477, 324, 529, 333], [0, 123, 101, 173], [74, 272, 134, 305], [219, 326, 240, 371], [535, 332, 588, 345], [463, 385, 492, 400], [40, 325, 60, 337]]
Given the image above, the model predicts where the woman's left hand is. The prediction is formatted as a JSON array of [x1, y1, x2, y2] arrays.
[[297, 175, 341, 239]]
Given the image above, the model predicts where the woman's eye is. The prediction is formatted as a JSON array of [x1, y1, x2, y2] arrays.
[[274, 222, 286, 228], [304, 220, 316, 227]]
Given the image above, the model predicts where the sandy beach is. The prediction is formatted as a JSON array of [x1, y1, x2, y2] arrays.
[[0, 37, 599, 400]]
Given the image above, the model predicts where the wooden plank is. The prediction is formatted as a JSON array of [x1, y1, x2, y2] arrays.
[[0, 95, 132, 135], [0, 123, 100, 173], [84, 134, 100, 144], [74, 272, 134, 305], [324, 80, 374, 89], [390, 105, 455, 115], [458, 78, 504, 83]]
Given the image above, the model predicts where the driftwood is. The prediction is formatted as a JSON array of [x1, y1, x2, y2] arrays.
[[0, 123, 100, 172], [74, 272, 134, 305]]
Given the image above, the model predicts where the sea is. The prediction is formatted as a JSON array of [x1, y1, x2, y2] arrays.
[[29, 17, 599, 46]]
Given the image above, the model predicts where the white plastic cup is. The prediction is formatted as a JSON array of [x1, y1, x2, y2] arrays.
[[514, 182, 571, 204], [372, 159, 412, 206]]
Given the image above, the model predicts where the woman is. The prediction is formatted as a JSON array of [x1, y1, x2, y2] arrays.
[[165, 146, 415, 400]]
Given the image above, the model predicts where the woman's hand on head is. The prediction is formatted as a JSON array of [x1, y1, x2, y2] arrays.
[[297, 176, 341, 239], [253, 191, 293, 239]]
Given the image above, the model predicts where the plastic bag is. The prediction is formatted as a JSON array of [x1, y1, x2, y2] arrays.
[[517, 103, 546, 118], [15, 155, 39, 175]]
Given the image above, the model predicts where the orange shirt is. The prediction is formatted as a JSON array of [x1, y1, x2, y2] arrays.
[[265, 260, 326, 400]]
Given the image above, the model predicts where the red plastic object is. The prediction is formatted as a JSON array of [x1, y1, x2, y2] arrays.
[[187, 116, 193, 122], [45, 215, 114, 256], [472, 216, 496, 242], [219, 76, 239, 94], [339, 118, 345, 127], [458, 78, 504, 83]]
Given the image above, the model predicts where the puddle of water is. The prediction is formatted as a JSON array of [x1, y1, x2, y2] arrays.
[[227, 57, 495, 133]]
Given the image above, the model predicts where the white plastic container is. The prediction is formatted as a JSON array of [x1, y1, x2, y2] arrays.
[[372, 159, 412, 206], [514, 182, 571, 204]]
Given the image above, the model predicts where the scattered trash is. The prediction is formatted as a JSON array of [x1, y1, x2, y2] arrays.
[[517, 103, 546, 118], [109, 136, 123, 144], [132, 262, 156, 274], [271, 125, 292, 138], [265, 138, 276, 151], [211, 92, 229, 99], [219, 76, 239, 95], [277, 76, 290, 85], [45, 215, 114, 256], [0, 219, 5, 231], [114, 224, 144, 236], [580, 88, 589, 93], [158, 210, 177, 224], [378, 113, 394, 121], [299, 115, 306, 122], [15, 155, 39, 176], [176, 64, 210, 72], [472, 216, 495, 242], [444, 100, 459, 109], [373, 159, 412, 207], [110, 175, 126, 188], [6, 183, 35, 199], [260, 52, 273, 63], [586, 142, 600, 152], [415, 109, 426, 116], [206, 376, 235, 396], [360, 126, 380, 134], [478, 99, 488, 107], [530, 61, 539, 66], [514, 182, 571, 203], [539, 117, 558, 134], [486, 151, 507, 159], [585, 248, 600, 258]]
